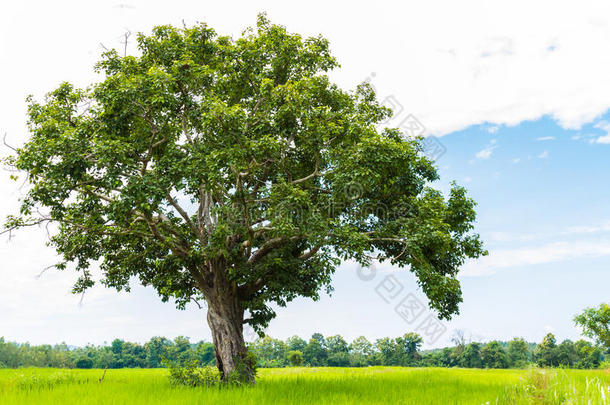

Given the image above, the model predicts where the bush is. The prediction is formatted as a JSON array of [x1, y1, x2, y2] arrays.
[[166, 359, 220, 388], [227, 350, 258, 385], [75, 358, 93, 369], [165, 351, 258, 387]]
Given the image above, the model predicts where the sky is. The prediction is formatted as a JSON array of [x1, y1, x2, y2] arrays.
[[0, 0, 609, 349]]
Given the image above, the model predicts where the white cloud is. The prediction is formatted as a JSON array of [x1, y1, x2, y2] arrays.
[[511, 158, 521, 164], [536, 136, 555, 141], [465, 222, 610, 276], [594, 120, 610, 131], [487, 221, 610, 243], [592, 120, 610, 143], [337, 0, 610, 136], [462, 239, 610, 276], [476, 144, 497, 159], [596, 134, 610, 144], [538, 150, 549, 158], [2, 0, 610, 141]]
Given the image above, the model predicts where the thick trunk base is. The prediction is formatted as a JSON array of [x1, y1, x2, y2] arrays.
[[207, 300, 255, 383]]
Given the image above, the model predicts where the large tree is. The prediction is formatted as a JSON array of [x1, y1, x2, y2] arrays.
[[4, 15, 485, 382]]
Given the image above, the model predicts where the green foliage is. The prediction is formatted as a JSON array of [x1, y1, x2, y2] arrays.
[[575, 303, 610, 350], [481, 341, 509, 369], [0, 336, 214, 370], [459, 342, 483, 368], [303, 334, 327, 366], [535, 333, 559, 367], [227, 350, 258, 385], [327, 352, 351, 367], [249, 336, 288, 367], [507, 338, 530, 368], [166, 358, 220, 388], [285, 336, 306, 353], [0, 333, 604, 371], [287, 351, 304, 366], [75, 358, 93, 369]]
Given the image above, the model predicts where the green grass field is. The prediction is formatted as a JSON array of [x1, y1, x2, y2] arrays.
[[0, 367, 608, 404]]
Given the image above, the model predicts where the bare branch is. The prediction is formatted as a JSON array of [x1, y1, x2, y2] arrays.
[[299, 244, 321, 260], [120, 30, 131, 57], [166, 193, 201, 238], [3, 132, 18, 152], [0, 218, 51, 236], [82, 189, 116, 204], [35, 264, 57, 279], [247, 237, 285, 264], [292, 158, 321, 185], [247, 235, 302, 265], [190, 297, 204, 309]]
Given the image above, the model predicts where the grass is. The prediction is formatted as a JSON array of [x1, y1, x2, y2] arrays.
[[499, 368, 610, 404], [0, 366, 607, 404]]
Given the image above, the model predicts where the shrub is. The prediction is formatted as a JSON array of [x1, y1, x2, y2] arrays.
[[75, 358, 93, 369], [166, 359, 220, 388], [227, 351, 258, 385]]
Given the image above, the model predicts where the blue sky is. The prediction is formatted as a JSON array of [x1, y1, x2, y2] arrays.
[[258, 114, 610, 348], [1, 0, 610, 349], [435, 116, 610, 345]]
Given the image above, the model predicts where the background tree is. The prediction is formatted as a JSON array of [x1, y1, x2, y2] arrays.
[[349, 336, 374, 367], [375, 338, 398, 366], [144, 336, 171, 368], [459, 342, 482, 368], [574, 340, 602, 369], [481, 341, 508, 369], [325, 335, 350, 367], [287, 350, 304, 366], [555, 340, 577, 367], [451, 330, 468, 366], [535, 333, 559, 367], [395, 333, 423, 366], [506, 338, 530, 368], [574, 303, 610, 351], [303, 334, 327, 366], [285, 336, 307, 353], [250, 336, 287, 368], [3, 15, 485, 382], [195, 341, 216, 366]]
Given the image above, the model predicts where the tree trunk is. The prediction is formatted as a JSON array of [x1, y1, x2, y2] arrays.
[[206, 292, 255, 383]]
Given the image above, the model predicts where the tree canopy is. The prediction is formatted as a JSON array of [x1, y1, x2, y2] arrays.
[[4, 14, 485, 381]]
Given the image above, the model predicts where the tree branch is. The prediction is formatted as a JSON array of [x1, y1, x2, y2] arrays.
[[247, 237, 285, 264], [299, 244, 321, 260], [166, 193, 201, 238]]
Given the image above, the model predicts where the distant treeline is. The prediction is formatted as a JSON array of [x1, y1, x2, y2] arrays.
[[0, 332, 606, 370], [249, 332, 606, 369]]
